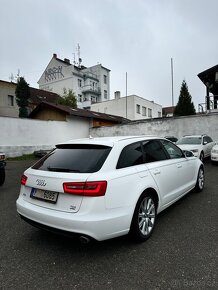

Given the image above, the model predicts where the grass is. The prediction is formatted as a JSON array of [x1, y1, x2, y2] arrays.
[[7, 154, 38, 161]]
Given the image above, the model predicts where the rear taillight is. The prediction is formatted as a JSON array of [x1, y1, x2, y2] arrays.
[[63, 181, 107, 197], [21, 175, 27, 185]]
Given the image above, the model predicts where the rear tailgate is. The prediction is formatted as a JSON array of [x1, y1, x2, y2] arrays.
[[20, 168, 91, 213]]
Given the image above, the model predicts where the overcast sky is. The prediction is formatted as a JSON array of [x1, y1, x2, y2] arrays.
[[1, 0, 218, 109]]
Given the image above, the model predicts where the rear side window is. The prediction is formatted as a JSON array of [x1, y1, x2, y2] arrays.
[[142, 140, 168, 163], [32, 144, 111, 173], [117, 142, 143, 169]]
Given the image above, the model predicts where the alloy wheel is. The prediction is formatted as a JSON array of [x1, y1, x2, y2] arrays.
[[198, 168, 204, 190], [138, 196, 156, 236]]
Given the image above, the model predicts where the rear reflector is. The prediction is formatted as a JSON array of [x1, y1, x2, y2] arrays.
[[21, 175, 28, 185], [63, 181, 107, 197]]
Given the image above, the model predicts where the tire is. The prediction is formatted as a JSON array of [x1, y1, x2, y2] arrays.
[[194, 167, 204, 192], [130, 192, 157, 242], [199, 151, 204, 162], [0, 168, 5, 186]]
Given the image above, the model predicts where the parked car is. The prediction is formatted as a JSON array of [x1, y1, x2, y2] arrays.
[[176, 134, 214, 161], [16, 136, 204, 243], [211, 142, 218, 164], [0, 153, 6, 186], [164, 136, 178, 143], [33, 149, 54, 158]]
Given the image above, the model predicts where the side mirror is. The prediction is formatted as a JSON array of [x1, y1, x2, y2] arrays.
[[183, 150, 194, 157]]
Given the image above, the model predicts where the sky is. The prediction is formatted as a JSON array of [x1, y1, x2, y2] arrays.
[[1, 0, 218, 110]]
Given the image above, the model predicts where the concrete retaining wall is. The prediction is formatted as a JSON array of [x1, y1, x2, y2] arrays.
[[1, 112, 218, 157], [0, 116, 90, 157], [90, 112, 218, 141]]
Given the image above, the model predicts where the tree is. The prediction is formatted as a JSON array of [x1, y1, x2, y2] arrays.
[[15, 77, 30, 118], [174, 80, 196, 116], [58, 88, 77, 108]]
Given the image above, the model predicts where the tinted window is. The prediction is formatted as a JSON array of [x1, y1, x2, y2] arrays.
[[117, 142, 143, 169], [160, 140, 184, 159], [32, 144, 111, 173], [204, 136, 213, 143], [143, 140, 168, 163]]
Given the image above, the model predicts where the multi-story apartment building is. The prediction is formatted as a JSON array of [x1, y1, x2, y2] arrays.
[[91, 91, 162, 120], [38, 54, 110, 109]]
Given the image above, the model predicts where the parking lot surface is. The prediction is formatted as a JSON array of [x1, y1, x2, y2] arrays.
[[0, 159, 217, 290]]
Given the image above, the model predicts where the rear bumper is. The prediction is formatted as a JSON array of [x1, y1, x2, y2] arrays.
[[16, 197, 131, 241], [0, 161, 6, 169]]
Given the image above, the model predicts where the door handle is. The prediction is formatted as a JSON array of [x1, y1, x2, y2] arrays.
[[176, 163, 182, 168], [153, 169, 161, 175]]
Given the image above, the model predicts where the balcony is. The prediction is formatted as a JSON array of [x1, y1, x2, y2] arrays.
[[82, 85, 101, 95], [198, 95, 218, 113]]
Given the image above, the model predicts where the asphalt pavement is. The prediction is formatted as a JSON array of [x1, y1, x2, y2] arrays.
[[0, 159, 217, 290]]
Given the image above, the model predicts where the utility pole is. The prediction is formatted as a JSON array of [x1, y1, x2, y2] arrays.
[[126, 72, 128, 119], [171, 58, 174, 108]]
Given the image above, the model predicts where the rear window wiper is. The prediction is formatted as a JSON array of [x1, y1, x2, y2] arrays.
[[47, 167, 81, 173]]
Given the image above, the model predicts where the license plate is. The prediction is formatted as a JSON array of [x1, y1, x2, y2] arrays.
[[30, 188, 58, 204]]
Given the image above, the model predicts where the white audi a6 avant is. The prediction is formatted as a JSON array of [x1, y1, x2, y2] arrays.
[[16, 136, 204, 242]]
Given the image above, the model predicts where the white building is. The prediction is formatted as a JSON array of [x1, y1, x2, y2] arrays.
[[38, 54, 110, 109], [91, 92, 162, 120]]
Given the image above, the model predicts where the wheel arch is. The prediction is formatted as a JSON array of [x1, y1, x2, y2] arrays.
[[142, 187, 159, 208]]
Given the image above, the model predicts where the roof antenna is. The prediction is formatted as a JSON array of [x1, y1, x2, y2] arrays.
[[77, 43, 82, 67]]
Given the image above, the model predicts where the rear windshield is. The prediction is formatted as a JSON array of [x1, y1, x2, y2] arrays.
[[32, 144, 112, 173]]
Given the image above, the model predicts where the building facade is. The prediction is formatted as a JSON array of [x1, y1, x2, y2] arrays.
[[0, 80, 18, 117], [91, 92, 162, 120], [38, 54, 110, 109], [0, 80, 60, 118]]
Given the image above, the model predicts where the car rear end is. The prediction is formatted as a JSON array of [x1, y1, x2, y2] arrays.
[[16, 142, 116, 241], [0, 153, 6, 186]]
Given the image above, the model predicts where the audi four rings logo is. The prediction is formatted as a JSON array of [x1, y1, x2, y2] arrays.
[[36, 179, 47, 186]]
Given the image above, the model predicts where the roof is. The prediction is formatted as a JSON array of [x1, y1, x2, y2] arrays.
[[29, 87, 60, 105], [57, 135, 160, 147], [198, 65, 218, 95], [29, 101, 128, 123], [0, 79, 60, 105], [162, 106, 175, 115]]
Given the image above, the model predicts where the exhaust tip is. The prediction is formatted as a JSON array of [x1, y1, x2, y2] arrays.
[[79, 235, 90, 244]]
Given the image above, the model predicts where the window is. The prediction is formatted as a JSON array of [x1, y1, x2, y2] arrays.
[[8, 95, 14, 106], [158, 111, 161, 117], [160, 140, 184, 159], [204, 136, 213, 144], [78, 79, 82, 87], [104, 75, 107, 84], [91, 96, 96, 103], [142, 106, 146, 116], [32, 144, 112, 173], [148, 108, 152, 117], [136, 104, 141, 114], [142, 140, 168, 163], [104, 90, 107, 99], [78, 94, 83, 102], [117, 142, 143, 169], [177, 137, 201, 145]]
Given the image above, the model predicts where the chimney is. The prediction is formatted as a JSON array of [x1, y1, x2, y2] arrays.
[[53, 53, 57, 59], [114, 91, 121, 100], [64, 58, 70, 64]]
